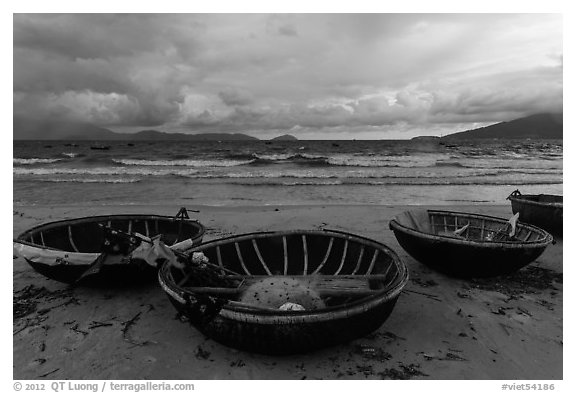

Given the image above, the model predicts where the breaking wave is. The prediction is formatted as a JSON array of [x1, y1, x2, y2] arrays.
[[13, 158, 62, 165], [61, 152, 83, 158], [112, 158, 254, 167], [234, 179, 562, 187], [13, 166, 561, 180], [38, 178, 141, 184]]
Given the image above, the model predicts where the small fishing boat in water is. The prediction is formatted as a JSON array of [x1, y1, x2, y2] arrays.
[[507, 190, 563, 236], [90, 145, 110, 150], [14, 209, 205, 286], [389, 210, 553, 278], [158, 229, 408, 354]]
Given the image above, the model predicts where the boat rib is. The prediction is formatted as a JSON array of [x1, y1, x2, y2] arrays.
[[366, 249, 379, 275], [351, 246, 365, 275], [312, 237, 334, 274], [334, 240, 348, 275], [252, 239, 272, 275], [68, 226, 79, 252], [235, 243, 251, 275], [283, 236, 288, 275], [302, 235, 308, 275]]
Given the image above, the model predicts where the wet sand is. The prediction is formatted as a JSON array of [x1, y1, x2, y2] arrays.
[[13, 204, 562, 380]]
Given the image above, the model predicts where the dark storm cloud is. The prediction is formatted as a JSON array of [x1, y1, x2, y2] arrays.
[[13, 13, 562, 137], [266, 15, 299, 37], [218, 88, 255, 106], [14, 14, 199, 126], [14, 14, 204, 61]]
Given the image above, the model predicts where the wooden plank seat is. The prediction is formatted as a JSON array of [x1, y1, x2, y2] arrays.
[[182, 274, 387, 297]]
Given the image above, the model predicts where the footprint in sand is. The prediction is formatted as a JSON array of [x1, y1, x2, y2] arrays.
[[61, 324, 90, 352]]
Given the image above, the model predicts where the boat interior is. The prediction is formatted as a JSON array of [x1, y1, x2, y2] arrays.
[[168, 232, 404, 308], [393, 210, 548, 242], [18, 216, 202, 253]]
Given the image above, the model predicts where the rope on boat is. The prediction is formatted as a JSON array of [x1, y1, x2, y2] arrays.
[[96, 223, 237, 276]]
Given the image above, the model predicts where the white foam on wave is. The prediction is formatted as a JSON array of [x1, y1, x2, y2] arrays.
[[281, 180, 343, 186], [193, 171, 339, 179], [13, 158, 62, 165], [13, 167, 200, 177], [113, 158, 253, 167], [252, 152, 326, 161], [251, 152, 442, 167], [13, 165, 563, 183], [38, 178, 141, 184], [235, 178, 562, 187], [456, 157, 563, 170], [326, 154, 444, 168]]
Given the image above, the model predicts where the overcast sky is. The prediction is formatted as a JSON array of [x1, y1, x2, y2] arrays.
[[13, 13, 562, 139]]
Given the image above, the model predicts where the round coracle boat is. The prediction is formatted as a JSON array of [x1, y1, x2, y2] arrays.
[[158, 229, 409, 355], [507, 190, 563, 236], [14, 209, 205, 286], [389, 209, 553, 278]]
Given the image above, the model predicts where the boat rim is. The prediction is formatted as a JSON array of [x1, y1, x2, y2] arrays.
[[508, 194, 563, 208], [389, 209, 554, 248], [158, 228, 409, 322], [15, 213, 206, 251]]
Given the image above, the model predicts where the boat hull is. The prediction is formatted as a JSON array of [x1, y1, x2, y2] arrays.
[[159, 229, 409, 354], [27, 258, 158, 286], [167, 295, 398, 355], [14, 214, 205, 286], [390, 210, 553, 278], [509, 194, 563, 236], [391, 228, 547, 278]]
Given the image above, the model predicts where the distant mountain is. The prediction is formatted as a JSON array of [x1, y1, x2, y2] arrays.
[[13, 118, 259, 141], [271, 134, 298, 141], [443, 113, 563, 140], [14, 118, 119, 140], [411, 136, 440, 141], [129, 130, 258, 141]]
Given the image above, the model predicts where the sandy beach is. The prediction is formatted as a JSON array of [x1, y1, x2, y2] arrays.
[[13, 204, 562, 380]]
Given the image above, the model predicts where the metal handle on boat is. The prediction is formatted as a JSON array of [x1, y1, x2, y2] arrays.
[[507, 189, 522, 200]]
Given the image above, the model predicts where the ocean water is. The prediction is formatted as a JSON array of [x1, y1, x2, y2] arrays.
[[13, 139, 563, 207]]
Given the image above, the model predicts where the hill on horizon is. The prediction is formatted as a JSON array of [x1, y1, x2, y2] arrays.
[[271, 134, 298, 141], [13, 117, 258, 141], [14, 113, 563, 141], [443, 113, 562, 140], [14, 118, 119, 140], [124, 129, 258, 141]]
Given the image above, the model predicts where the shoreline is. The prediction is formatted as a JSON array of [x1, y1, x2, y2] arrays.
[[13, 203, 562, 379], [12, 202, 513, 214]]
